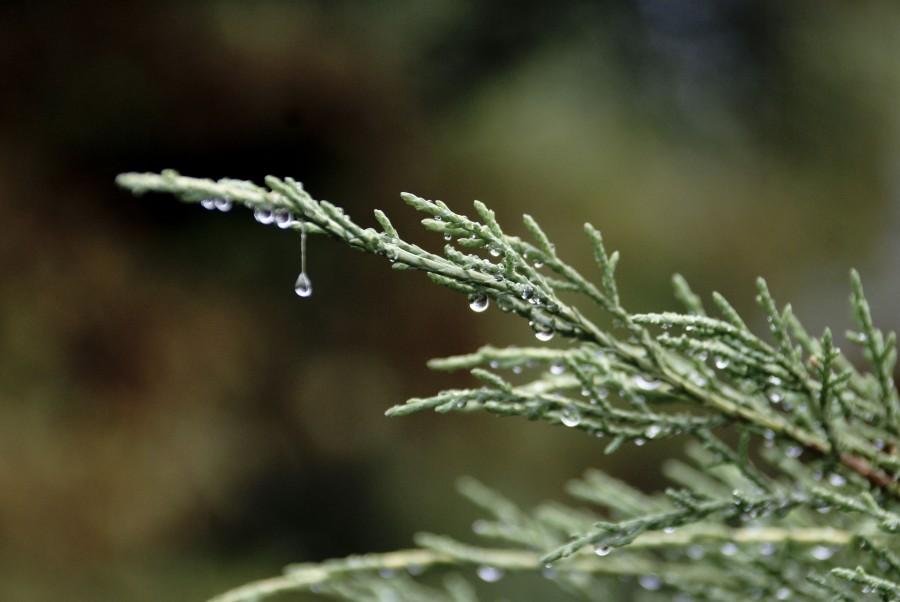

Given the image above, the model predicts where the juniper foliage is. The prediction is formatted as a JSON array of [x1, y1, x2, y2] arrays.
[[117, 170, 900, 602]]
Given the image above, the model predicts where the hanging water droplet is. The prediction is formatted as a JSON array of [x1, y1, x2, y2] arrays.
[[633, 375, 661, 391], [444, 234, 451, 241], [549, 360, 565, 375], [593, 545, 612, 556], [294, 221, 312, 298], [468, 293, 489, 312], [200, 198, 217, 210], [560, 406, 581, 427], [254, 207, 275, 224], [767, 388, 785, 404], [531, 323, 555, 341], [275, 210, 295, 229], [476, 566, 504, 582], [714, 356, 730, 369], [634, 438, 646, 446], [533, 258, 544, 268], [645, 425, 662, 439], [489, 247, 501, 257], [214, 198, 233, 212], [294, 273, 312, 297]]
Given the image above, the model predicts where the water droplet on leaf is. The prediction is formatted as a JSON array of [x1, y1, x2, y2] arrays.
[[560, 406, 581, 427], [639, 574, 662, 591], [720, 542, 738, 557], [214, 198, 232, 212], [468, 293, 489, 312], [594, 545, 611, 556], [633, 375, 661, 391], [476, 566, 504, 582], [810, 546, 834, 560], [200, 198, 217, 210], [533, 327, 554, 342], [254, 207, 275, 224], [276, 210, 295, 229]]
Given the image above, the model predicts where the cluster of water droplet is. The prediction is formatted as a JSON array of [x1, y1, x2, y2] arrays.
[[200, 197, 233, 212], [255, 206, 301, 229]]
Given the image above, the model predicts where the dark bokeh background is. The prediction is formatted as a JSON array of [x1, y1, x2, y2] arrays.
[[1, 2, 899, 600]]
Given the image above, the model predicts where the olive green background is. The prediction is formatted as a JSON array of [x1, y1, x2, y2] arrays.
[[1, 2, 899, 599]]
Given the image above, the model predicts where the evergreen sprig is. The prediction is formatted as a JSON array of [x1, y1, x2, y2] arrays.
[[117, 171, 900, 601]]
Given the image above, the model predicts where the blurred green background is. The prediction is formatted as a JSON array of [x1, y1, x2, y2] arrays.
[[1, 1, 899, 600]]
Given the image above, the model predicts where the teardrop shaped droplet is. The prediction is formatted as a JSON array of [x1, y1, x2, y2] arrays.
[[468, 293, 489, 312], [294, 272, 312, 298]]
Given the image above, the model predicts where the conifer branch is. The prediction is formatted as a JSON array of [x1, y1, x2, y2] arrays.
[[116, 171, 900, 601]]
